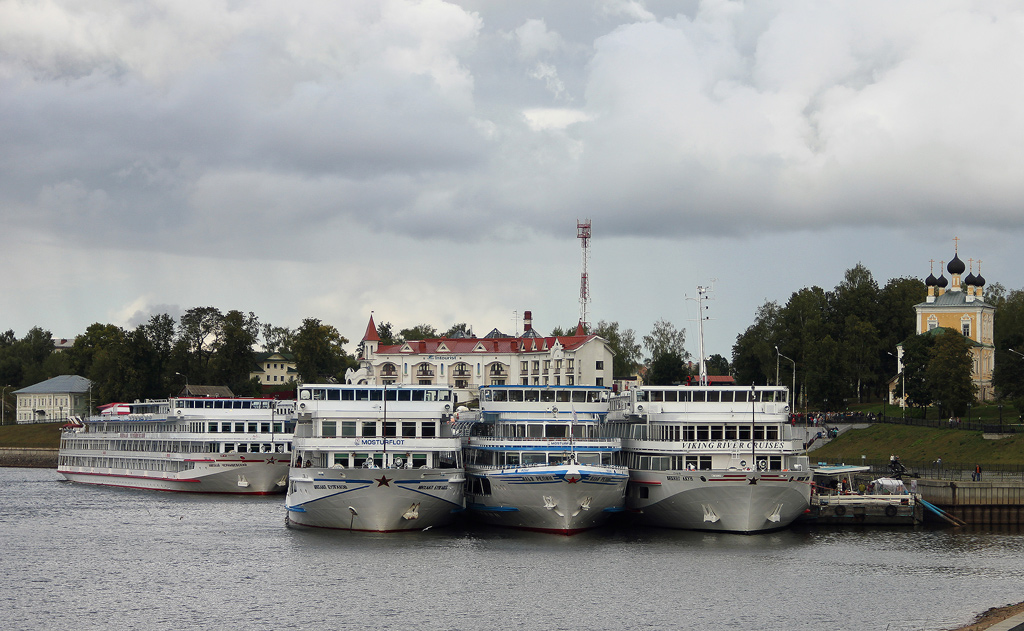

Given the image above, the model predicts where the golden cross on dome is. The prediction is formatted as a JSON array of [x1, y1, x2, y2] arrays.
[[953, 236, 960, 252], [969, 257, 974, 272], [929, 259, 935, 274]]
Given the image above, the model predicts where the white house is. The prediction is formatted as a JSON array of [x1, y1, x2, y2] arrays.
[[14, 375, 92, 424], [345, 311, 615, 403]]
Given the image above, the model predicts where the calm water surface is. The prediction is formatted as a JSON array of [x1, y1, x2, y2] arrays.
[[2, 468, 1021, 631]]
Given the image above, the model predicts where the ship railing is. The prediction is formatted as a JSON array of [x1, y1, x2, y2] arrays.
[[470, 435, 620, 444]]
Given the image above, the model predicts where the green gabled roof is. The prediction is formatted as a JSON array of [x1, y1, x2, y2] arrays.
[[897, 326, 983, 348]]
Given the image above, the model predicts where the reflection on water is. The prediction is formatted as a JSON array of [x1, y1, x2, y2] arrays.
[[1, 468, 1019, 631]]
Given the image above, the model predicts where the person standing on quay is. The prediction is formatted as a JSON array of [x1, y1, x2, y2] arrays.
[[975, 464, 982, 481]]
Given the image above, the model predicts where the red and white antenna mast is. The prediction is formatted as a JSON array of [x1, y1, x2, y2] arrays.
[[577, 219, 592, 330]]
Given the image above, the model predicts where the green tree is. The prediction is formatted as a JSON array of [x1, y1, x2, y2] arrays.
[[178, 307, 224, 383], [926, 330, 977, 417], [442, 323, 473, 338], [593, 320, 641, 379], [646, 351, 688, 385], [642, 319, 689, 363], [805, 335, 844, 410], [376, 322, 398, 345], [293, 318, 351, 382], [400, 324, 438, 341], [212, 310, 260, 394], [731, 301, 782, 385], [842, 315, 880, 403], [705, 353, 730, 376], [260, 324, 294, 353], [901, 333, 936, 411]]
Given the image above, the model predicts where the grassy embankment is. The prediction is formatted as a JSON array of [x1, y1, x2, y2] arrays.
[[0, 423, 63, 448], [810, 423, 1024, 466]]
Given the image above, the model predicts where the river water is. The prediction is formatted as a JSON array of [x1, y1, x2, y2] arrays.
[[2, 467, 1021, 631]]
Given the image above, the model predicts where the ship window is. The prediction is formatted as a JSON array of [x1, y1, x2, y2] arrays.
[[699, 456, 712, 470], [402, 422, 417, 437], [208, 422, 218, 432], [369, 390, 383, 401], [509, 390, 524, 402], [524, 390, 539, 402], [398, 390, 411, 402], [651, 391, 663, 402], [706, 391, 719, 403], [384, 422, 397, 437], [710, 426, 723, 440], [523, 452, 546, 465], [682, 426, 696, 441], [355, 390, 369, 401], [341, 390, 354, 401], [362, 422, 377, 437], [696, 426, 710, 441], [412, 453, 427, 468], [738, 426, 751, 440], [333, 453, 348, 467], [663, 391, 677, 402], [260, 422, 270, 433], [692, 391, 705, 402], [685, 456, 699, 470], [724, 426, 738, 440], [327, 389, 340, 401], [322, 421, 336, 438], [556, 391, 570, 402], [505, 452, 520, 466], [572, 391, 586, 403], [528, 424, 544, 438], [766, 426, 779, 440], [754, 426, 765, 440], [384, 389, 398, 401], [247, 422, 258, 433], [545, 425, 568, 438], [541, 390, 555, 402], [341, 421, 356, 437], [421, 422, 436, 438]]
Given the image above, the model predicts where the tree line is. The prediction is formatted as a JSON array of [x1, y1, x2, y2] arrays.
[[0, 308, 356, 412]]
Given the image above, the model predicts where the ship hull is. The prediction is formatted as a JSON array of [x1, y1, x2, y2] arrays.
[[465, 465, 628, 534], [628, 470, 811, 533], [285, 467, 464, 532], [57, 456, 289, 494]]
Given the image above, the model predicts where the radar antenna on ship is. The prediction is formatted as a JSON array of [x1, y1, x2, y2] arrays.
[[687, 281, 716, 386]]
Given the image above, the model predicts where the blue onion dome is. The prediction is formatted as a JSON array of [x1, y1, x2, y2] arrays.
[[948, 254, 966, 275], [963, 271, 977, 287], [925, 273, 937, 287], [936, 274, 948, 288], [976, 270, 986, 287]]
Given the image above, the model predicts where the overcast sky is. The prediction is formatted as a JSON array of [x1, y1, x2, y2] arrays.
[[3, 0, 1023, 362]]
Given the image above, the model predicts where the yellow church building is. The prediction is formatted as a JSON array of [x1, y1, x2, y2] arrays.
[[895, 246, 995, 403]]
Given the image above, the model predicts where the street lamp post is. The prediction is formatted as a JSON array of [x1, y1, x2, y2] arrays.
[[175, 372, 189, 396]]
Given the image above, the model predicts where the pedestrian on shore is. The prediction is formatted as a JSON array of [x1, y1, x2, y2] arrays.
[[976, 464, 982, 481]]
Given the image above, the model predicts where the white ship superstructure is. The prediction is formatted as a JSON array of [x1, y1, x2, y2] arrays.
[[58, 397, 294, 494], [462, 385, 628, 535], [606, 384, 811, 533], [285, 384, 464, 532]]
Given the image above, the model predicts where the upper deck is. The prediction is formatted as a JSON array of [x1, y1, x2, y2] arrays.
[[609, 385, 791, 423], [296, 384, 456, 420]]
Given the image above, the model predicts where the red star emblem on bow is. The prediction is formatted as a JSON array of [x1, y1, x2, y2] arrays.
[[565, 475, 581, 484], [375, 475, 392, 487]]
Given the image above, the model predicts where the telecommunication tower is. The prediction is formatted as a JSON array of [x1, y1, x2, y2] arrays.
[[577, 219, 591, 329]]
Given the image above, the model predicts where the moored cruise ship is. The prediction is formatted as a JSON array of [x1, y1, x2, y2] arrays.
[[605, 384, 811, 533], [462, 385, 629, 535], [58, 397, 295, 494], [285, 384, 464, 532]]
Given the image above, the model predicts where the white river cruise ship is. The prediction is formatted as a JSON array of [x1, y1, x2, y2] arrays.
[[461, 385, 628, 535], [605, 384, 811, 533], [285, 384, 464, 532], [58, 397, 295, 494]]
